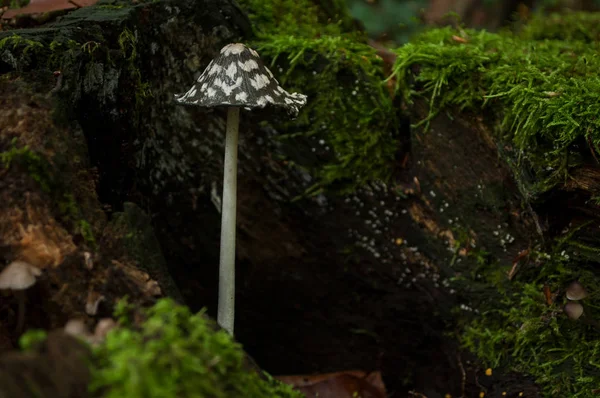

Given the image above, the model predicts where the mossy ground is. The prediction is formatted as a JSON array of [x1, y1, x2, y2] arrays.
[[20, 299, 303, 398], [390, 14, 600, 200], [17, 299, 302, 397], [389, 12, 600, 397]]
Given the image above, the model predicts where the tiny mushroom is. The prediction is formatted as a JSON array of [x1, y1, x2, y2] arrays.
[[93, 318, 117, 343], [565, 280, 587, 301], [175, 43, 307, 335], [85, 291, 106, 316], [564, 301, 584, 320], [64, 317, 117, 346], [0, 260, 42, 333], [64, 319, 92, 340]]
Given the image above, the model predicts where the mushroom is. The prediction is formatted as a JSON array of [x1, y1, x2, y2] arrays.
[[175, 43, 307, 335], [85, 291, 105, 316], [64, 319, 92, 340], [64, 317, 117, 346], [565, 280, 587, 301], [0, 260, 42, 334], [93, 318, 117, 342], [564, 301, 584, 320]]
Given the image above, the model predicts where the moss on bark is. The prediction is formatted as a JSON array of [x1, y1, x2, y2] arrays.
[[391, 12, 600, 397]]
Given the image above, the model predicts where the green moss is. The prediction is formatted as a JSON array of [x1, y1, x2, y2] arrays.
[[8, 0, 29, 8], [81, 40, 102, 55], [447, 223, 600, 396], [1, 138, 53, 192], [237, 0, 399, 194], [18, 329, 48, 351], [47, 38, 82, 69], [391, 15, 600, 394], [519, 12, 600, 42], [460, 265, 600, 397], [89, 298, 304, 398], [0, 34, 43, 55], [79, 219, 97, 249], [1, 139, 98, 247], [390, 16, 600, 198], [237, 0, 353, 38], [118, 28, 152, 109], [97, 4, 125, 9]]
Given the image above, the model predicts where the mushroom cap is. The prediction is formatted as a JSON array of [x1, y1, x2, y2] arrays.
[[565, 280, 587, 301], [564, 301, 584, 320], [0, 260, 42, 290], [64, 319, 91, 339], [174, 43, 307, 117]]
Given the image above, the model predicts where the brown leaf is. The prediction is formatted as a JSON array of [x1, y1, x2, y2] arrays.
[[276, 370, 387, 398], [508, 248, 529, 280], [17, 223, 74, 269], [452, 35, 469, 43], [2, 0, 97, 19]]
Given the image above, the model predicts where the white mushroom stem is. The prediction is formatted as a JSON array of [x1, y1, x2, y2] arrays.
[[217, 106, 240, 335], [15, 290, 26, 334]]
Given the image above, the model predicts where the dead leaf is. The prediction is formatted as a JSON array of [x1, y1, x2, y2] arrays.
[[2, 0, 98, 19], [17, 223, 72, 268], [452, 35, 469, 43], [508, 248, 529, 280], [276, 370, 387, 398]]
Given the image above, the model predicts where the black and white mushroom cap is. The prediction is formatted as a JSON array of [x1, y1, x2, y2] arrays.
[[174, 43, 307, 117]]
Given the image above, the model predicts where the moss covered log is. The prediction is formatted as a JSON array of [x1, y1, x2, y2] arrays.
[[237, 0, 402, 195], [89, 298, 302, 398], [390, 12, 600, 397]]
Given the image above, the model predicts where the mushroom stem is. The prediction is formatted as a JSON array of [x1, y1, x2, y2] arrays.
[[217, 106, 240, 335], [14, 290, 26, 335]]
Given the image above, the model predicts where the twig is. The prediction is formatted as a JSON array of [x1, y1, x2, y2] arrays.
[[48, 70, 63, 97], [457, 352, 466, 398], [587, 133, 599, 164], [407, 391, 429, 398]]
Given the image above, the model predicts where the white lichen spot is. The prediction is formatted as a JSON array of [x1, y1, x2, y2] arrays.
[[207, 87, 217, 97]]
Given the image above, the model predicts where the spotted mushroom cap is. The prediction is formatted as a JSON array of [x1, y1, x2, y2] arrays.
[[174, 43, 307, 117]]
